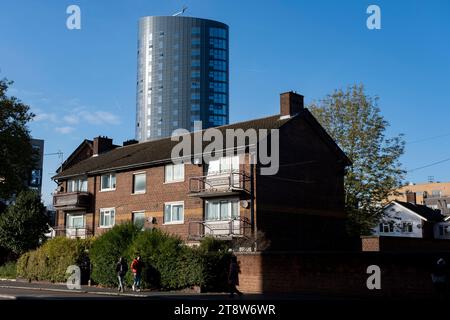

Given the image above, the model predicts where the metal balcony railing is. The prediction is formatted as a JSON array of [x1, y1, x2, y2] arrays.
[[188, 217, 252, 240], [189, 171, 251, 196], [52, 226, 94, 239]]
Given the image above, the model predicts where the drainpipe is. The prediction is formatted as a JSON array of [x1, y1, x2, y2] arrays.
[[250, 162, 256, 250], [92, 176, 96, 236]]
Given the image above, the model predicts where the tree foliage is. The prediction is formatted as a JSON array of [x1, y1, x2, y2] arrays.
[[0, 78, 36, 200], [0, 190, 49, 255], [310, 85, 405, 235]]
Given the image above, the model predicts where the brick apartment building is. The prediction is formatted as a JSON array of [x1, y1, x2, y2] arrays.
[[52, 92, 352, 251]]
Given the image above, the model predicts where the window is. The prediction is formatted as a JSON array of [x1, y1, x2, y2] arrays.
[[191, 71, 200, 78], [209, 27, 227, 38], [191, 49, 200, 56], [192, 82, 200, 89], [209, 60, 226, 71], [432, 190, 442, 197], [67, 213, 85, 229], [209, 38, 226, 49], [401, 222, 413, 233], [164, 202, 184, 224], [191, 93, 200, 100], [209, 93, 227, 104], [165, 163, 184, 182], [191, 59, 200, 67], [209, 71, 226, 82], [379, 223, 394, 233], [206, 199, 239, 221], [209, 49, 226, 60], [68, 177, 88, 192], [133, 211, 145, 230], [191, 104, 200, 111], [192, 27, 201, 35], [133, 173, 146, 194], [207, 156, 239, 175], [192, 38, 200, 46], [209, 82, 227, 93], [30, 169, 41, 187], [100, 208, 115, 228], [101, 173, 116, 191]]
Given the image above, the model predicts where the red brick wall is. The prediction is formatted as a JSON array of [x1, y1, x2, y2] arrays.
[[362, 236, 450, 252], [235, 251, 450, 298]]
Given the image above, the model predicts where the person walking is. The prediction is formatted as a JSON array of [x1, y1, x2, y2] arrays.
[[228, 255, 243, 298], [116, 257, 128, 292], [131, 256, 143, 292], [431, 257, 448, 300]]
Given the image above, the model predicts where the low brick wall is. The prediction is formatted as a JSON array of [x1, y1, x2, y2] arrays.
[[361, 236, 450, 252], [235, 251, 450, 298]]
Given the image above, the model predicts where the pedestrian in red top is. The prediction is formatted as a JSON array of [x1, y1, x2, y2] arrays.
[[131, 256, 143, 292]]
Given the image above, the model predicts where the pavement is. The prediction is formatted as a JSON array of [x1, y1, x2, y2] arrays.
[[0, 279, 363, 301]]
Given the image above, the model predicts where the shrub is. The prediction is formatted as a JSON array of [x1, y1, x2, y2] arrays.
[[0, 261, 17, 279], [16, 237, 92, 282], [90, 222, 140, 286]]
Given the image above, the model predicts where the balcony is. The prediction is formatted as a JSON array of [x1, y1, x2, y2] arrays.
[[53, 192, 92, 210], [52, 226, 93, 239], [188, 217, 252, 241], [188, 171, 251, 198]]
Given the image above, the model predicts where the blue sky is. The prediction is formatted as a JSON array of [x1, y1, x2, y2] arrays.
[[1, 0, 450, 206]]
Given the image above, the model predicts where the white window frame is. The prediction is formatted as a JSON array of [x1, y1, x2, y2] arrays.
[[99, 208, 116, 228], [205, 198, 240, 221], [132, 172, 146, 194], [164, 163, 185, 183], [401, 221, 413, 233], [132, 211, 146, 230], [163, 201, 184, 225], [100, 173, 116, 191], [67, 177, 88, 193], [66, 213, 85, 229]]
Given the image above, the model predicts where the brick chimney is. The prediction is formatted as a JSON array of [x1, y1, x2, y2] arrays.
[[280, 91, 304, 119], [93, 136, 114, 156], [406, 191, 417, 205]]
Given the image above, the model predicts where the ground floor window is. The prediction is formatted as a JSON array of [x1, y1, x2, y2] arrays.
[[205, 198, 239, 221], [100, 208, 115, 228], [66, 213, 85, 228], [133, 211, 145, 230], [164, 202, 184, 224]]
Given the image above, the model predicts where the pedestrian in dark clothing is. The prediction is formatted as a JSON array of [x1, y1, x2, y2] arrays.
[[228, 255, 243, 298], [116, 257, 128, 292], [431, 258, 448, 300], [131, 256, 143, 292]]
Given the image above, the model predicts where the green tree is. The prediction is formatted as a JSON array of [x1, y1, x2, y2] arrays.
[[309, 85, 405, 235], [0, 78, 36, 200], [0, 190, 49, 256]]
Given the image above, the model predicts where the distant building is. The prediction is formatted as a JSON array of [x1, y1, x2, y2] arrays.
[[29, 138, 44, 195], [136, 16, 229, 141], [374, 200, 444, 239], [390, 182, 450, 216]]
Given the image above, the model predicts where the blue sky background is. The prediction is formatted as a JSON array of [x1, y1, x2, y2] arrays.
[[1, 0, 450, 206]]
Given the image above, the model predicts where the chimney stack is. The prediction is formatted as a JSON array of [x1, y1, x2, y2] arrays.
[[280, 91, 304, 118], [406, 191, 417, 205], [93, 136, 114, 156]]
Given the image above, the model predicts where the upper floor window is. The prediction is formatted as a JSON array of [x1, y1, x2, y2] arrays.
[[207, 156, 239, 175], [100, 208, 115, 228], [432, 190, 441, 197], [192, 27, 201, 35], [209, 27, 227, 39], [401, 222, 413, 233], [165, 163, 184, 183], [205, 198, 239, 221], [209, 38, 226, 49], [101, 173, 116, 191], [379, 223, 394, 233], [68, 177, 88, 192], [164, 202, 184, 224], [132, 172, 146, 194]]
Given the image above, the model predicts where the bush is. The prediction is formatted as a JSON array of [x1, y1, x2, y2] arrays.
[[0, 261, 17, 279], [90, 222, 140, 286], [16, 237, 92, 282]]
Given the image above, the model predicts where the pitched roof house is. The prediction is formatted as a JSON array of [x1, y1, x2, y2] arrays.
[[52, 92, 352, 251]]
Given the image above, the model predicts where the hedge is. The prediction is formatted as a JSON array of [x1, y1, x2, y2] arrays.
[[16, 237, 92, 282], [0, 261, 17, 279], [89, 222, 141, 286]]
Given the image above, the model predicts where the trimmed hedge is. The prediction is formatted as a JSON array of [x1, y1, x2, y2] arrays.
[[16, 237, 92, 282]]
